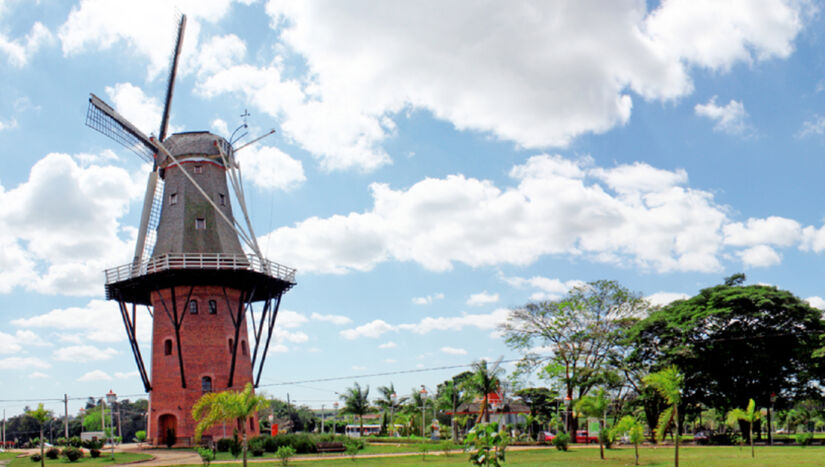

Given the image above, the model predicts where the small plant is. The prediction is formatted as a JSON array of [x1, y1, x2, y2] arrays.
[[418, 441, 430, 460], [440, 439, 453, 456], [197, 447, 216, 467], [611, 416, 644, 465], [344, 438, 361, 460], [276, 445, 296, 466], [464, 422, 509, 467], [796, 432, 814, 446], [216, 438, 236, 452], [55, 437, 68, 446], [68, 436, 82, 447], [552, 431, 570, 451], [30, 454, 41, 463], [45, 447, 60, 459], [62, 446, 83, 462], [90, 449, 101, 458], [134, 430, 147, 446]]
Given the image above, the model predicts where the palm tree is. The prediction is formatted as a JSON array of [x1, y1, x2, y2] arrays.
[[340, 383, 371, 436], [644, 366, 683, 467], [465, 360, 502, 423], [726, 399, 761, 458], [438, 378, 471, 441], [192, 383, 269, 467], [575, 388, 609, 460], [26, 404, 51, 467], [376, 383, 407, 436]]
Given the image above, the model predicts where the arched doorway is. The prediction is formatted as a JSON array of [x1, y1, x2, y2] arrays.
[[158, 414, 177, 447]]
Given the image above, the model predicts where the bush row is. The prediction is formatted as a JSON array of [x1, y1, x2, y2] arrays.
[[213, 433, 358, 455]]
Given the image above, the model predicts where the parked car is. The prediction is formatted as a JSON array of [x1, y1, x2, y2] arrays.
[[540, 431, 556, 442], [693, 430, 710, 445], [575, 430, 599, 444]]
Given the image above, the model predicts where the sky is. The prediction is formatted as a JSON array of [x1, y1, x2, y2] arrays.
[[3, 0, 825, 418]]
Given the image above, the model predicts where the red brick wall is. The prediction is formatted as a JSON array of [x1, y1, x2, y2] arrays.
[[148, 285, 260, 445]]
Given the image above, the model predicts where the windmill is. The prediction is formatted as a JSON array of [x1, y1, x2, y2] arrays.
[[87, 15, 296, 446]]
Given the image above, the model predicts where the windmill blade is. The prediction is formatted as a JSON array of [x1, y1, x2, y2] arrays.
[[86, 94, 157, 163], [159, 14, 186, 142], [132, 171, 163, 267]]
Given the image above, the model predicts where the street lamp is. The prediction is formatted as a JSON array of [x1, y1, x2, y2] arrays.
[[564, 395, 572, 433], [390, 393, 397, 437], [333, 402, 339, 435], [321, 404, 325, 434], [420, 386, 428, 438], [106, 390, 117, 460]]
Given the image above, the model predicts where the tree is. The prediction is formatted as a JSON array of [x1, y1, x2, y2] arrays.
[[464, 360, 503, 423], [630, 275, 825, 416], [437, 372, 474, 441], [514, 387, 557, 440], [26, 404, 52, 467], [645, 366, 683, 467], [192, 383, 269, 467], [726, 399, 760, 458], [611, 415, 644, 465], [502, 280, 646, 432], [340, 383, 370, 436], [575, 388, 609, 460], [375, 383, 408, 436]]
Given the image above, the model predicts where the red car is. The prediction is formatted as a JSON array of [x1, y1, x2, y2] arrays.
[[575, 430, 599, 444]]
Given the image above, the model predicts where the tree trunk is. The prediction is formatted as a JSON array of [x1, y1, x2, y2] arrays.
[[360, 414, 364, 437], [452, 396, 458, 442], [39, 427, 44, 467], [674, 405, 679, 467], [241, 419, 248, 467], [750, 422, 754, 458], [598, 420, 604, 459], [634, 441, 639, 465]]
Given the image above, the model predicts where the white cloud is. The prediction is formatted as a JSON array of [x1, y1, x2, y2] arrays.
[[0, 357, 50, 370], [805, 296, 825, 310], [502, 275, 585, 301], [0, 153, 142, 295], [467, 291, 500, 306], [737, 245, 782, 268], [724, 216, 803, 247], [0, 117, 17, 131], [646, 292, 690, 307], [276, 310, 308, 328], [0, 21, 52, 67], [440, 346, 467, 356], [694, 96, 751, 135], [351, 365, 366, 371], [114, 371, 139, 379], [378, 341, 396, 349], [104, 83, 166, 135], [212, 118, 230, 137], [341, 308, 510, 340], [53, 345, 118, 362], [310, 312, 352, 325], [0, 330, 48, 355], [13, 299, 151, 343], [383, 358, 397, 363], [192, 33, 246, 78], [77, 370, 112, 382], [797, 114, 825, 138], [412, 293, 444, 305], [238, 145, 306, 191], [198, 0, 804, 171], [265, 155, 730, 274], [28, 372, 49, 379]]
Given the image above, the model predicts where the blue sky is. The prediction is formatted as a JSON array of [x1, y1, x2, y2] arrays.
[[3, 0, 825, 417]]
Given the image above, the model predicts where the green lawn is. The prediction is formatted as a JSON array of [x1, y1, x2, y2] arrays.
[[6, 452, 151, 466], [192, 445, 825, 466]]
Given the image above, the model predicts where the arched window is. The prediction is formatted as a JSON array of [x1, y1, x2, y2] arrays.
[[228, 338, 234, 353], [164, 339, 172, 356], [208, 300, 217, 314], [189, 300, 198, 314], [201, 376, 212, 393], [241, 340, 247, 356], [249, 417, 255, 431]]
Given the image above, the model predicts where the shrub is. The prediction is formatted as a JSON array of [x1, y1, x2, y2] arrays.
[[271, 433, 317, 454], [277, 445, 296, 466], [263, 435, 278, 453], [90, 449, 101, 458], [552, 432, 570, 451], [249, 437, 265, 457], [68, 436, 82, 447], [344, 438, 361, 459], [46, 447, 60, 459], [418, 441, 430, 460], [600, 429, 615, 449], [134, 430, 147, 444], [796, 432, 814, 446], [55, 437, 68, 446], [216, 438, 237, 453], [62, 446, 83, 462], [30, 454, 41, 463], [196, 447, 215, 467], [708, 432, 738, 445], [440, 439, 453, 456]]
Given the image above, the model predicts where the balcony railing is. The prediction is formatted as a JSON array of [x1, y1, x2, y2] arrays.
[[104, 253, 296, 285]]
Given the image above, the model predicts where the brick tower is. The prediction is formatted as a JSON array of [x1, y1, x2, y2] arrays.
[[87, 15, 295, 447]]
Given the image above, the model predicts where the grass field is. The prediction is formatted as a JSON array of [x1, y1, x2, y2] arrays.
[[182, 445, 825, 466], [4, 452, 151, 466]]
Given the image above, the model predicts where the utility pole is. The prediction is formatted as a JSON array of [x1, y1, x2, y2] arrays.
[[286, 393, 291, 433], [64, 394, 69, 438], [3, 409, 6, 448], [321, 404, 325, 434]]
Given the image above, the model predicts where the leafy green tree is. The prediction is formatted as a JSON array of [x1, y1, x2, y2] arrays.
[[267, 398, 318, 432], [575, 388, 609, 459], [611, 415, 644, 465], [26, 404, 52, 467], [192, 383, 269, 467], [630, 275, 825, 416], [726, 399, 761, 458], [514, 387, 557, 440], [340, 382, 371, 436], [464, 360, 503, 423], [437, 372, 474, 441], [375, 383, 407, 436], [502, 280, 646, 432], [464, 422, 508, 467], [645, 366, 683, 467]]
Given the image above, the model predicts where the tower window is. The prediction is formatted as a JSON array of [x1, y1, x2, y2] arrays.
[[219, 193, 226, 206], [193, 165, 203, 174], [208, 300, 217, 314], [201, 376, 212, 393], [170, 192, 178, 205], [164, 339, 172, 356], [241, 340, 248, 356], [189, 300, 198, 314], [195, 218, 206, 230], [249, 418, 255, 431], [228, 338, 234, 353]]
